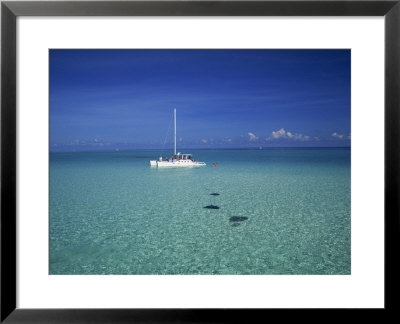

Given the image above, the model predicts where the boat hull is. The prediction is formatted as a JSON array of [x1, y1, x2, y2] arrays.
[[150, 160, 206, 167]]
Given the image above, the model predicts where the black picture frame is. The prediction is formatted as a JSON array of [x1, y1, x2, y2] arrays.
[[1, 0, 399, 322]]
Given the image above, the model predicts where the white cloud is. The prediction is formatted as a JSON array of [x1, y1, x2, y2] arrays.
[[272, 128, 286, 139], [69, 139, 107, 146], [268, 128, 311, 141], [332, 132, 344, 139], [248, 132, 259, 141], [201, 139, 208, 143]]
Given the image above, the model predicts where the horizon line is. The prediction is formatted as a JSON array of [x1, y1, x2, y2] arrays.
[[50, 146, 351, 153]]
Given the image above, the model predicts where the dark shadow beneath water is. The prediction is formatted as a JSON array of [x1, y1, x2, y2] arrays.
[[229, 216, 248, 222], [210, 193, 220, 196], [203, 205, 220, 209]]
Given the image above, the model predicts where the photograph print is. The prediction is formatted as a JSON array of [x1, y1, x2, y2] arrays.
[[50, 49, 350, 275]]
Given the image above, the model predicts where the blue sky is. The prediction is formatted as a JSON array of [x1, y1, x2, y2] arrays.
[[50, 49, 350, 151]]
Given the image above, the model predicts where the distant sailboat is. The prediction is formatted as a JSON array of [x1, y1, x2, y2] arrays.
[[150, 109, 206, 168]]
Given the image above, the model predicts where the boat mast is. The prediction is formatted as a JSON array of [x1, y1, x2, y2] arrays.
[[174, 108, 176, 155]]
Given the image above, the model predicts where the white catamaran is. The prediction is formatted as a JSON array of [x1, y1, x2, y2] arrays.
[[150, 109, 206, 168]]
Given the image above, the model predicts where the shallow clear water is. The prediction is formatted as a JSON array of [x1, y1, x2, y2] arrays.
[[50, 148, 350, 275]]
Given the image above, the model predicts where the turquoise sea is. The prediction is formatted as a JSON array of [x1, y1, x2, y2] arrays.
[[50, 148, 350, 275]]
